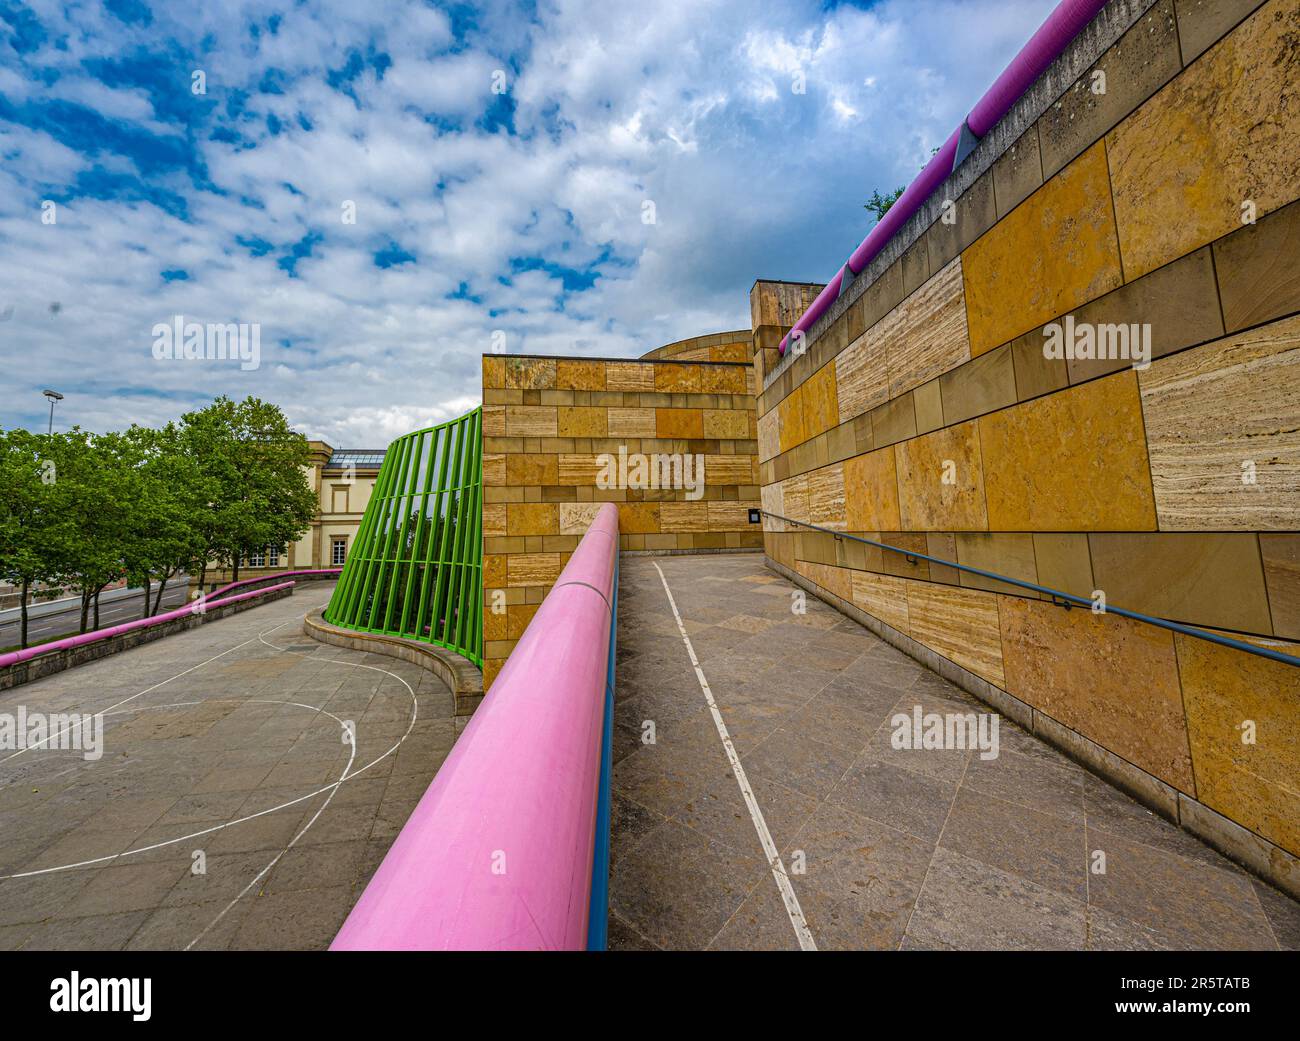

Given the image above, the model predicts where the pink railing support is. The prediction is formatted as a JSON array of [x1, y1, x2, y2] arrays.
[[331, 503, 620, 951]]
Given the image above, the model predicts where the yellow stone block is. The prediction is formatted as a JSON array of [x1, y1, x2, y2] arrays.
[[835, 331, 889, 425], [1107, 2, 1300, 280], [894, 420, 988, 531], [962, 141, 1123, 356], [559, 502, 604, 535], [702, 409, 751, 440], [557, 406, 608, 438], [661, 501, 709, 532], [618, 502, 660, 533], [558, 454, 602, 485], [482, 404, 506, 437], [483, 355, 506, 389], [606, 361, 655, 392], [1137, 315, 1300, 531], [505, 453, 558, 487], [505, 405, 558, 437], [1177, 631, 1300, 855], [703, 455, 754, 485], [851, 571, 910, 634], [483, 503, 507, 537], [803, 362, 839, 439], [654, 363, 702, 393], [505, 356, 556, 390], [805, 463, 846, 532], [980, 372, 1156, 531], [844, 446, 901, 532], [700, 365, 748, 394], [506, 552, 563, 587], [1000, 596, 1192, 792], [656, 408, 704, 439], [905, 582, 1004, 686], [555, 359, 606, 391], [608, 407, 657, 438], [507, 503, 559, 536]]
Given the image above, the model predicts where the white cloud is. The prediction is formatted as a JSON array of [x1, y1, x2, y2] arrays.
[[0, 0, 1057, 447]]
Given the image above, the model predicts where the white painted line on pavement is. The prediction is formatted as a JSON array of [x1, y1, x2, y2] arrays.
[[652, 561, 817, 952]]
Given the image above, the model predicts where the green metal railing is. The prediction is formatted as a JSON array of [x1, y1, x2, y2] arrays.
[[324, 408, 483, 665]]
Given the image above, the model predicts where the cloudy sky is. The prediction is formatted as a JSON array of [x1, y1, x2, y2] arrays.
[[0, 0, 1054, 447]]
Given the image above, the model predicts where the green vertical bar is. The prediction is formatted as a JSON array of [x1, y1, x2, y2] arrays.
[[415, 424, 453, 641], [451, 409, 480, 654], [382, 431, 424, 633], [429, 420, 463, 646], [398, 429, 440, 638], [366, 435, 412, 629]]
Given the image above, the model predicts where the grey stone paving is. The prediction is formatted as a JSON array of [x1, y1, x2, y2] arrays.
[[608, 553, 1300, 951], [0, 584, 461, 951]]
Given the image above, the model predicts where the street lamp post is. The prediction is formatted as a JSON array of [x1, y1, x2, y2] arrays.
[[42, 389, 63, 434]]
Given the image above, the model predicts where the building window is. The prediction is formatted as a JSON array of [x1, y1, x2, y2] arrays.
[[332, 538, 347, 565], [248, 548, 265, 568]]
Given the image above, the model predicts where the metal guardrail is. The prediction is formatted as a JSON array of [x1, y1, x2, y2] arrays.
[[761, 510, 1300, 669]]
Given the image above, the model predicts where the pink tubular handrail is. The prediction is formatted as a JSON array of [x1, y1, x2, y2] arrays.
[[779, 0, 1109, 355], [0, 579, 302, 670], [331, 503, 620, 951]]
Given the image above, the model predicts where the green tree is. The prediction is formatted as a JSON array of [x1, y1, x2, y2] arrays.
[[0, 428, 68, 648], [864, 186, 905, 223], [179, 396, 316, 588]]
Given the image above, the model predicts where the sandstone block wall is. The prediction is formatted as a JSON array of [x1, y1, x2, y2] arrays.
[[755, 0, 1300, 880], [481, 351, 763, 686]]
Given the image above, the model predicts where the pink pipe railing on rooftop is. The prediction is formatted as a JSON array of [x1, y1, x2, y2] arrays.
[[779, 0, 1109, 355], [0, 569, 340, 670], [331, 503, 620, 951]]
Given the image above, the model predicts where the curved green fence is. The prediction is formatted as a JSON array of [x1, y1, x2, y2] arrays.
[[324, 408, 483, 666]]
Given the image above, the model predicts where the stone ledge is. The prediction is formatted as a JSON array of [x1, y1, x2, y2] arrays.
[[303, 609, 483, 717], [0, 585, 295, 692], [767, 556, 1300, 902]]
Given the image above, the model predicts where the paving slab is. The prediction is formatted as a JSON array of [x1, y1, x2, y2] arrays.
[[0, 583, 460, 951], [609, 552, 1299, 951]]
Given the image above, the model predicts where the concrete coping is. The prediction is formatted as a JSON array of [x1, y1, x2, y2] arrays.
[[302, 609, 483, 717]]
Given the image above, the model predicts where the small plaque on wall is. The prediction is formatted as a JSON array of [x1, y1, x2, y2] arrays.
[[748, 508, 761, 524]]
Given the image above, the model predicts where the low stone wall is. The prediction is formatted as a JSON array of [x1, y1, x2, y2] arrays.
[[303, 609, 483, 717], [0, 584, 295, 692]]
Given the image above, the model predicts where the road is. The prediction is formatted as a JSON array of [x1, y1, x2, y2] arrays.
[[0, 583, 193, 648]]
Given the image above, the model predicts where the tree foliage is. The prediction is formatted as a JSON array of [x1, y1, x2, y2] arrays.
[[0, 395, 316, 647]]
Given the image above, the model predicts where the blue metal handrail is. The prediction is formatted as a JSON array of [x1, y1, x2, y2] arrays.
[[761, 511, 1300, 669]]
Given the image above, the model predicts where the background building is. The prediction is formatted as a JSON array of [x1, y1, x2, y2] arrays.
[[204, 440, 386, 585]]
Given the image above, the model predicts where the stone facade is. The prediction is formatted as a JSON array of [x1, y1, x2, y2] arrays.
[[481, 349, 763, 687], [753, 0, 1300, 875]]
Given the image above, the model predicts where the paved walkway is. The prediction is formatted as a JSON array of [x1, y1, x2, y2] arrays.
[[608, 553, 1300, 951], [0, 584, 460, 951]]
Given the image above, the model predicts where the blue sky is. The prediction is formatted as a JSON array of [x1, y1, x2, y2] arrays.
[[0, 0, 1054, 446]]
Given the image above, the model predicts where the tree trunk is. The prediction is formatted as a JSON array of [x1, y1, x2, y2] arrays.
[[93, 588, 102, 630], [79, 589, 91, 634], [19, 578, 30, 650], [142, 575, 151, 620], [153, 573, 170, 615], [231, 553, 240, 584], [197, 560, 208, 598]]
